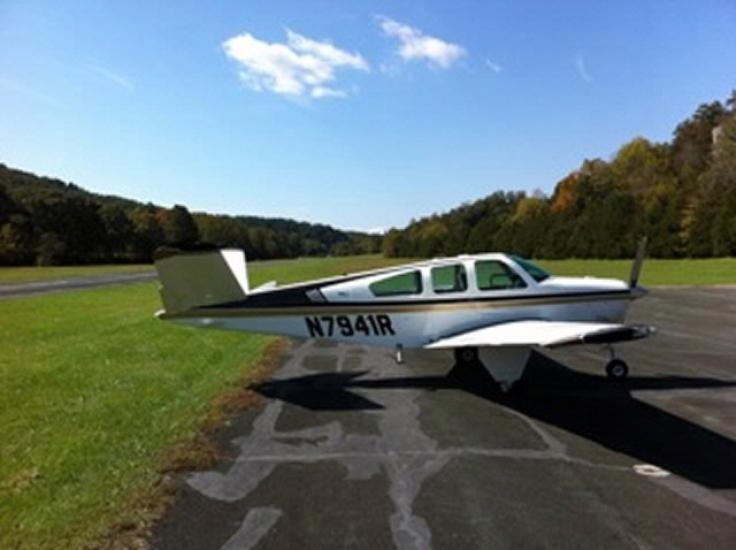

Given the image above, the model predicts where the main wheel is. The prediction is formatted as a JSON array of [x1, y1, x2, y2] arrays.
[[606, 358, 629, 380], [454, 346, 479, 365]]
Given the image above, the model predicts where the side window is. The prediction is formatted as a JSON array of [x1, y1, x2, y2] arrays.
[[475, 260, 527, 290], [370, 271, 423, 297], [431, 264, 467, 294]]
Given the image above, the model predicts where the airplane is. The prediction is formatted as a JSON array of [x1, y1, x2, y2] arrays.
[[153, 240, 655, 392]]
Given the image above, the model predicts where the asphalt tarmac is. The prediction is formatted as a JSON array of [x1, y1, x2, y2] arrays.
[[0, 271, 157, 299], [151, 288, 736, 549]]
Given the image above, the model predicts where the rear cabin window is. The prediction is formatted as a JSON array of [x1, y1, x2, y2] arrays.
[[475, 260, 527, 290], [370, 271, 423, 297], [431, 264, 467, 293]]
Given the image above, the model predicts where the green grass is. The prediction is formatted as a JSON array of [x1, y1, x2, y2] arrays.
[[0, 284, 275, 548], [0, 264, 153, 285], [536, 257, 736, 286]]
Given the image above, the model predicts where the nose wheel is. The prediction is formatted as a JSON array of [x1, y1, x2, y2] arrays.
[[606, 358, 629, 379], [605, 345, 629, 380]]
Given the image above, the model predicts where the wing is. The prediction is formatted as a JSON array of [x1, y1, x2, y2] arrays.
[[425, 320, 654, 350]]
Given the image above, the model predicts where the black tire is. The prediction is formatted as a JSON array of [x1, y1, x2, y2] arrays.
[[454, 347, 479, 365], [606, 358, 629, 380]]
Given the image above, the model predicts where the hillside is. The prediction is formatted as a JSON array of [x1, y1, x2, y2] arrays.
[[383, 91, 736, 259], [0, 165, 379, 266]]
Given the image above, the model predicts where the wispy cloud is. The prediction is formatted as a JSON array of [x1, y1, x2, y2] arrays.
[[222, 28, 369, 99], [485, 59, 502, 73], [90, 64, 135, 92], [376, 16, 466, 70], [575, 54, 593, 83]]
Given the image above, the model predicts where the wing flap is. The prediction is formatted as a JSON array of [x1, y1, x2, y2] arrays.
[[425, 320, 653, 350]]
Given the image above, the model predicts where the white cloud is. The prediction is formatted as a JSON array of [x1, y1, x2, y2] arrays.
[[222, 28, 369, 99], [311, 86, 347, 99], [90, 64, 135, 92], [575, 54, 593, 83], [485, 59, 502, 73], [376, 16, 466, 69]]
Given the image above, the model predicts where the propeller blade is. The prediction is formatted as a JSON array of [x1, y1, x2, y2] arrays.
[[629, 237, 647, 288]]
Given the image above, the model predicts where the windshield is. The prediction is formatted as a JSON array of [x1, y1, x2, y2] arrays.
[[510, 255, 550, 283]]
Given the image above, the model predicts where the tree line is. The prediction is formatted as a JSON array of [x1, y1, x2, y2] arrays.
[[0, 166, 379, 266], [384, 91, 736, 259]]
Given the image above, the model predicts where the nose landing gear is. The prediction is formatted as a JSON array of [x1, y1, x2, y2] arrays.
[[605, 345, 629, 380]]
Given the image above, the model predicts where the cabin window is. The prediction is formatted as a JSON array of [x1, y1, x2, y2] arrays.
[[475, 260, 527, 290], [431, 264, 467, 293], [370, 271, 423, 297]]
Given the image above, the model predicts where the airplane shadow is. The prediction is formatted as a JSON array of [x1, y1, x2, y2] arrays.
[[253, 352, 736, 489]]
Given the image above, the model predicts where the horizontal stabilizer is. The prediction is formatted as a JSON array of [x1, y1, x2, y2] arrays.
[[154, 249, 248, 314], [425, 320, 655, 350]]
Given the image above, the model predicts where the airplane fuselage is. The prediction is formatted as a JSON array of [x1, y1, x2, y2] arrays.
[[161, 255, 636, 349]]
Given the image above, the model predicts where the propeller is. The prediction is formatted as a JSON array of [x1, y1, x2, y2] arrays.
[[629, 237, 648, 288]]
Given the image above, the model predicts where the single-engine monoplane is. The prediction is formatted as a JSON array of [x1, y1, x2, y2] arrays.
[[154, 242, 654, 391]]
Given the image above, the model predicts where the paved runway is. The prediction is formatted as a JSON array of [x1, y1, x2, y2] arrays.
[[152, 288, 736, 549], [0, 271, 156, 299]]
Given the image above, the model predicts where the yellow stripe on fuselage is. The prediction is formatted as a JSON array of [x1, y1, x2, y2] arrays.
[[160, 291, 633, 320]]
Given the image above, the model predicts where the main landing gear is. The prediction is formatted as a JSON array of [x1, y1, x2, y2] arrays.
[[453, 346, 528, 393], [605, 345, 629, 380], [454, 347, 479, 365]]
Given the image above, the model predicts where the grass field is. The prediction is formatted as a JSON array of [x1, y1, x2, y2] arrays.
[[0, 264, 153, 284], [2, 254, 735, 548], [0, 284, 275, 548]]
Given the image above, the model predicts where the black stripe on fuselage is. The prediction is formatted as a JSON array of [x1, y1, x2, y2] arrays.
[[201, 288, 632, 311]]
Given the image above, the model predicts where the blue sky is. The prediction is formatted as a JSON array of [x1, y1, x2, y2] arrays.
[[1, 1, 735, 232]]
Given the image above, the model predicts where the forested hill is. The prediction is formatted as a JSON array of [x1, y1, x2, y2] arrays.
[[384, 91, 736, 259], [0, 165, 380, 265]]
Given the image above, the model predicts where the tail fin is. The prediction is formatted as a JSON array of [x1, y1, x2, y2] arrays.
[[629, 237, 647, 288], [154, 248, 248, 314]]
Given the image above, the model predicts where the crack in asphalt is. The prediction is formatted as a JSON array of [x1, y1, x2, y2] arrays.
[[220, 507, 282, 550], [185, 340, 651, 550]]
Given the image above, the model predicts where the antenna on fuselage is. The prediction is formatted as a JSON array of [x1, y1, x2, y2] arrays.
[[629, 237, 647, 288]]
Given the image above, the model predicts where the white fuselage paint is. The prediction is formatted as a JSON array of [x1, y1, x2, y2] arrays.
[[167, 254, 633, 350]]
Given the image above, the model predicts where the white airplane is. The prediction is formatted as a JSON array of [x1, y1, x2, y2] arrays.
[[154, 242, 654, 391]]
